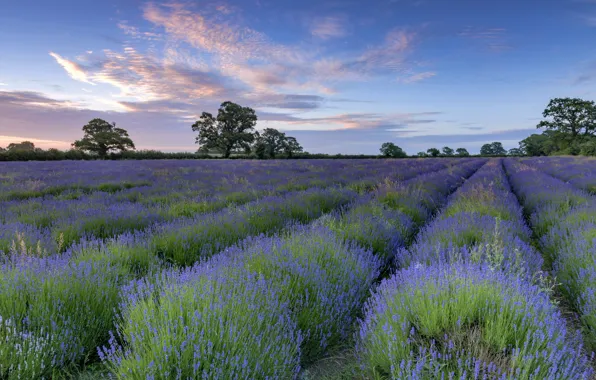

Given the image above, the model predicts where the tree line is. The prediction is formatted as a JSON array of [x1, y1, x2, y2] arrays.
[[2, 97, 596, 160]]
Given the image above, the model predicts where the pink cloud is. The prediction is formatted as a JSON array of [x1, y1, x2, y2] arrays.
[[49, 52, 96, 85], [310, 16, 348, 39]]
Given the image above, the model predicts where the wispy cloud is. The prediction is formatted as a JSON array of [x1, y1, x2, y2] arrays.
[[573, 60, 596, 84], [0, 135, 71, 149], [458, 26, 512, 52], [0, 90, 87, 109], [310, 16, 348, 39], [49, 52, 96, 85], [399, 71, 436, 83], [47, 2, 433, 133]]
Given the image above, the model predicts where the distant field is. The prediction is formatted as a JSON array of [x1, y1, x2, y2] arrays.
[[0, 157, 595, 379]]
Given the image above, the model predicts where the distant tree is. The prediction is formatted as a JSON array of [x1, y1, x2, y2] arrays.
[[72, 118, 135, 158], [480, 144, 493, 156], [282, 136, 303, 158], [537, 98, 596, 143], [508, 147, 523, 156], [192, 101, 257, 158], [519, 134, 549, 156], [455, 148, 470, 157], [426, 148, 440, 157], [252, 128, 303, 159], [257, 128, 287, 158], [7, 141, 35, 152], [417, 151, 428, 157], [0, 147, 4, 152], [441, 146, 454, 156], [490, 142, 507, 155], [380, 142, 407, 158], [480, 141, 506, 156]]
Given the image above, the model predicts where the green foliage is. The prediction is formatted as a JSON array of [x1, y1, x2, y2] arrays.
[[0, 261, 122, 379], [441, 146, 454, 156], [519, 133, 551, 156], [508, 147, 523, 156], [579, 138, 596, 156], [455, 148, 470, 157], [72, 119, 135, 158], [480, 142, 506, 156], [379, 142, 407, 158], [6, 141, 35, 152], [104, 271, 301, 379], [192, 101, 258, 158], [239, 228, 379, 362], [426, 148, 440, 157], [537, 97, 596, 140], [253, 128, 304, 159], [359, 264, 579, 379]]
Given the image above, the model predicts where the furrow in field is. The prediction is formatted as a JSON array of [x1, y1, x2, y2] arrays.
[[0, 160, 451, 379], [356, 159, 592, 379], [521, 156, 596, 194], [0, 160, 448, 256], [504, 158, 596, 355], [96, 159, 487, 379]]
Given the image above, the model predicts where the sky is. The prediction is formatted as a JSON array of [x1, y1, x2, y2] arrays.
[[1, 0, 595, 155]]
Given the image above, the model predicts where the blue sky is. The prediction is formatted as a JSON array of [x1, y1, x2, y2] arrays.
[[1, 0, 595, 154]]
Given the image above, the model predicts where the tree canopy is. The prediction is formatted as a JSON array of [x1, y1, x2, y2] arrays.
[[455, 148, 470, 157], [537, 98, 596, 141], [441, 146, 454, 156], [192, 101, 258, 158], [480, 142, 506, 156], [254, 128, 303, 158], [72, 119, 135, 158], [7, 141, 35, 152], [426, 148, 440, 157], [380, 142, 407, 158]]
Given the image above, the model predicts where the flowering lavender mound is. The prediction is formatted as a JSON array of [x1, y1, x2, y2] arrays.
[[100, 266, 302, 379], [316, 197, 414, 265], [0, 256, 122, 379], [210, 225, 382, 362], [357, 262, 592, 380], [400, 212, 542, 278]]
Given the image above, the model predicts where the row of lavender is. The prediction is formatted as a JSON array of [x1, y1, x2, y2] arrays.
[[0, 159, 459, 378], [505, 159, 596, 352], [357, 159, 592, 379], [3, 158, 593, 379], [98, 159, 486, 378], [522, 156, 596, 194], [0, 159, 449, 257]]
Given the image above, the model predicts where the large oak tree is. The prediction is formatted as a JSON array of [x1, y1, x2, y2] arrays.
[[72, 118, 135, 158], [192, 101, 257, 158]]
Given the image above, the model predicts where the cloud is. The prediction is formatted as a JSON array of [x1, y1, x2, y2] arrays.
[[399, 71, 436, 83], [45, 2, 434, 137], [398, 128, 535, 144], [458, 26, 512, 52], [260, 110, 439, 131], [0, 90, 197, 150], [573, 60, 596, 84], [140, 2, 423, 91], [49, 52, 96, 85], [463, 126, 484, 130], [117, 21, 163, 41], [0, 135, 71, 149], [310, 16, 348, 39], [0, 90, 86, 110]]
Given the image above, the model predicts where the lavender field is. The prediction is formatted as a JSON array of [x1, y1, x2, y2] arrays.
[[1, 157, 596, 379]]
